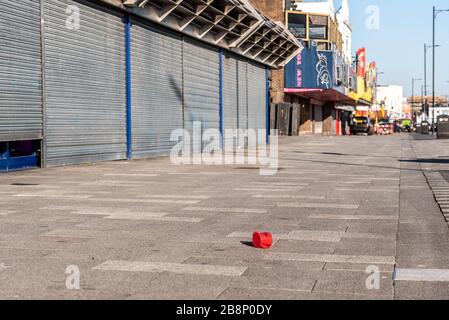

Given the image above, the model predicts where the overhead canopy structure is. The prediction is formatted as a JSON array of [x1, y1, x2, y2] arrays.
[[234, 13, 303, 67], [101, 0, 302, 67], [284, 88, 360, 107]]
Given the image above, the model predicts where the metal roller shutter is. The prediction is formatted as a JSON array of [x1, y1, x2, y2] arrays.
[[222, 53, 249, 149], [222, 52, 238, 149], [237, 58, 248, 147], [43, 0, 126, 167], [131, 20, 183, 158], [247, 61, 267, 145], [183, 39, 220, 149], [0, 0, 42, 142]]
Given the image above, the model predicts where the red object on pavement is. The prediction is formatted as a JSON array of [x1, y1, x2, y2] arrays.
[[252, 232, 273, 249]]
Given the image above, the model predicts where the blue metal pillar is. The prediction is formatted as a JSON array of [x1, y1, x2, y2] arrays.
[[219, 49, 224, 148], [125, 15, 132, 160], [265, 66, 270, 144]]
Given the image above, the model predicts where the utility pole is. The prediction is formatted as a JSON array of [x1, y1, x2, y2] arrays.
[[424, 44, 439, 118], [421, 84, 424, 115], [432, 6, 449, 133], [432, 6, 436, 132], [412, 78, 422, 122], [424, 44, 427, 117]]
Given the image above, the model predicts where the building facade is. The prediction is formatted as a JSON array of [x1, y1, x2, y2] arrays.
[[377, 85, 404, 119], [0, 0, 301, 171], [249, 0, 376, 137], [409, 96, 449, 123]]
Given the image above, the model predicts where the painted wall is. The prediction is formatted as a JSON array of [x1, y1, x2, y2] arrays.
[[285, 42, 334, 90]]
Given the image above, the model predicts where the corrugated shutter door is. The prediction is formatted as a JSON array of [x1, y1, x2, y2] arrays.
[[222, 53, 238, 149], [43, 0, 126, 167], [237, 58, 248, 147], [183, 39, 220, 148], [131, 20, 183, 158], [247, 61, 267, 145], [0, 0, 42, 142]]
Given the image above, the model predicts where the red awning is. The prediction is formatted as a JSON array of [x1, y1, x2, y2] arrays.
[[284, 88, 370, 107]]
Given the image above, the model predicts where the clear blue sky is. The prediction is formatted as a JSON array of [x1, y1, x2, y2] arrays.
[[340, 0, 449, 97]]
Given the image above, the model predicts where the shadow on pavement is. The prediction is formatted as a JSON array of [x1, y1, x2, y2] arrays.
[[283, 157, 419, 172], [400, 158, 449, 164]]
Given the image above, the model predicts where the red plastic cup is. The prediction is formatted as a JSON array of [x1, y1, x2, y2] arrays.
[[252, 231, 273, 249]]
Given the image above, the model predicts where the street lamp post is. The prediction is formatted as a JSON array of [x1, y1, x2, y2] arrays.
[[432, 6, 449, 133], [421, 84, 424, 114], [412, 78, 422, 122], [424, 44, 440, 118]]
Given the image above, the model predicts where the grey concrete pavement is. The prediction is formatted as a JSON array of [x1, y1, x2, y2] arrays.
[[1, 134, 449, 299]]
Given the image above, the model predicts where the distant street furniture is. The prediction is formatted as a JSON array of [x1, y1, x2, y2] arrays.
[[437, 115, 449, 139], [421, 121, 430, 135]]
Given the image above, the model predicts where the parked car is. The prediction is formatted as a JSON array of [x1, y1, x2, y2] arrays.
[[350, 116, 374, 136], [376, 119, 393, 135]]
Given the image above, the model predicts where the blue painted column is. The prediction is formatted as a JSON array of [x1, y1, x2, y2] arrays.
[[265, 66, 270, 144], [125, 15, 132, 160], [219, 49, 224, 149]]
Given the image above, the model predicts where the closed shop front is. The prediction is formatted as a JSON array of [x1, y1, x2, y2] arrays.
[[299, 104, 313, 134], [43, 0, 126, 167], [222, 52, 249, 149], [237, 59, 248, 140], [183, 38, 220, 150], [313, 105, 323, 134], [247, 61, 267, 145], [322, 104, 333, 135], [0, 0, 43, 142], [131, 19, 183, 158], [222, 52, 238, 149]]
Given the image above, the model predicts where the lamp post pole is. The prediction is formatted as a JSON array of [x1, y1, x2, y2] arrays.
[[424, 44, 440, 117], [432, 7, 436, 132], [432, 7, 449, 133], [412, 78, 422, 122]]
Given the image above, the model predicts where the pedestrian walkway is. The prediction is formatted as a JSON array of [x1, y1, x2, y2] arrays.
[[0, 134, 448, 299]]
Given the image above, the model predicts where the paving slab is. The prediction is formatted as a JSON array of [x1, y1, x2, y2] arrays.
[[1, 134, 449, 299]]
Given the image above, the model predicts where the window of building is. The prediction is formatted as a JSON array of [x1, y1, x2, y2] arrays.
[[287, 13, 307, 39], [309, 15, 328, 40]]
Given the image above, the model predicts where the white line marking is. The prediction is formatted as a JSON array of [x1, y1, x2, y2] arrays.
[[277, 203, 359, 209], [253, 195, 326, 200], [183, 207, 267, 214], [89, 198, 200, 204], [394, 268, 449, 282], [0, 210, 17, 216], [228, 231, 392, 242], [234, 188, 305, 192], [264, 253, 395, 265], [309, 214, 397, 221], [137, 195, 210, 200], [103, 173, 159, 177], [73, 209, 167, 218], [93, 261, 247, 276], [104, 215, 203, 223], [13, 193, 92, 199]]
